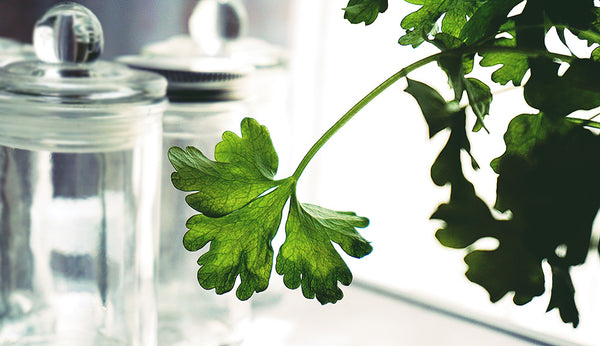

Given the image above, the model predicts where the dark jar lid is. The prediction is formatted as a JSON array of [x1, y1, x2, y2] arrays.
[[117, 54, 253, 102]]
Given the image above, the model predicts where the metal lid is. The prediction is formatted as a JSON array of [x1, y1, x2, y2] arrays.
[[118, 0, 286, 102], [0, 2, 166, 105], [118, 54, 253, 101]]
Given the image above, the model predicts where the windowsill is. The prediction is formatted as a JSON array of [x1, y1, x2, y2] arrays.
[[245, 280, 580, 346]]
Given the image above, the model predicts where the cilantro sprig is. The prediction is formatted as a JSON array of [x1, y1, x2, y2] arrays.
[[169, 118, 371, 304], [170, 0, 600, 327]]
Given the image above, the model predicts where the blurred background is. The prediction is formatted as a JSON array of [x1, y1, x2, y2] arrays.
[[2, 1, 600, 345], [0, 0, 292, 58]]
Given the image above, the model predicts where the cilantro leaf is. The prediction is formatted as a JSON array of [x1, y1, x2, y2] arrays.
[[492, 114, 600, 265], [408, 45, 490, 131], [524, 59, 600, 116], [432, 161, 546, 306], [404, 78, 478, 187], [407, 80, 548, 306], [543, 0, 596, 31], [169, 118, 279, 217], [276, 195, 371, 304], [463, 231, 545, 305], [459, 0, 522, 45], [464, 77, 492, 132], [479, 34, 529, 86], [404, 78, 454, 138], [592, 46, 600, 61], [547, 264, 579, 327], [488, 113, 600, 325], [183, 181, 293, 299], [433, 180, 496, 249], [429, 109, 478, 188], [429, 33, 472, 100], [170, 118, 372, 304], [431, 32, 475, 80], [575, 7, 600, 46], [490, 113, 554, 174], [399, 0, 479, 47], [343, 0, 388, 25]]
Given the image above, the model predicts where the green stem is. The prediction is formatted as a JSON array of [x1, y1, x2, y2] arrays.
[[291, 46, 576, 181], [291, 53, 440, 180], [567, 117, 600, 130]]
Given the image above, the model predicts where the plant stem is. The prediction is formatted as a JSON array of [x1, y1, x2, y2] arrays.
[[291, 53, 440, 180], [291, 46, 575, 181], [567, 117, 600, 130]]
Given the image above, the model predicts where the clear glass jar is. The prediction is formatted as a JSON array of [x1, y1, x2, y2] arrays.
[[119, 2, 290, 343], [0, 4, 167, 346], [120, 53, 254, 346]]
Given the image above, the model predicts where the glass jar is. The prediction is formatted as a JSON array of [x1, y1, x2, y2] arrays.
[[119, 53, 254, 346], [119, 2, 290, 344], [0, 3, 167, 346]]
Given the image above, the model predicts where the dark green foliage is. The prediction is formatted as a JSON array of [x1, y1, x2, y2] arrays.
[[524, 59, 600, 116], [396, 1, 600, 327]]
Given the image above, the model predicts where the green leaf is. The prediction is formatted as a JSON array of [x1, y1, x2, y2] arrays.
[[459, 0, 523, 45], [490, 113, 553, 175], [479, 36, 529, 86], [492, 114, 600, 265], [424, 102, 556, 307], [343, 0, 388, 25], [547, 264, 579, 327], [399, 0, 479, 47], [171, 118, 372, 304], [405, 79, 478, 186], [464, 78, 492, 132], [404, 78, 455, 138], [433, 181, 497, 249], [464, 236, 545, 305], [438, 57, 465, 101], [429, 33, 471, 100], [429, 110, 475, 187], [276, 195, 371, 304], [524, 59, 600, 116], [432, 169, 546, 306], [183, 180, 293, 300], [543, 0, 596, 31], [574, 7, 600, 45], [488, 113, 600, 319], [592, 46, 600, 61], [169, 118, 279, 217]]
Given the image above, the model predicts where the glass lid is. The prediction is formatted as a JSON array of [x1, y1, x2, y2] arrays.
[[140, 0, 287, 68], [0, 38, 26, 52], [0, 38, 35, 67], [0, 2, 166, 104]]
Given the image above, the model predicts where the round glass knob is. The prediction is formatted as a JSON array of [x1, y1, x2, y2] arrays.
[[33, 2, 103, 63], [188, 0, 248, 56]]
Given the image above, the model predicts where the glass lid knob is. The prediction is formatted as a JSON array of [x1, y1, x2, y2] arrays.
[[188, 0, 248, 56], [33, 2, 104, 63]]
